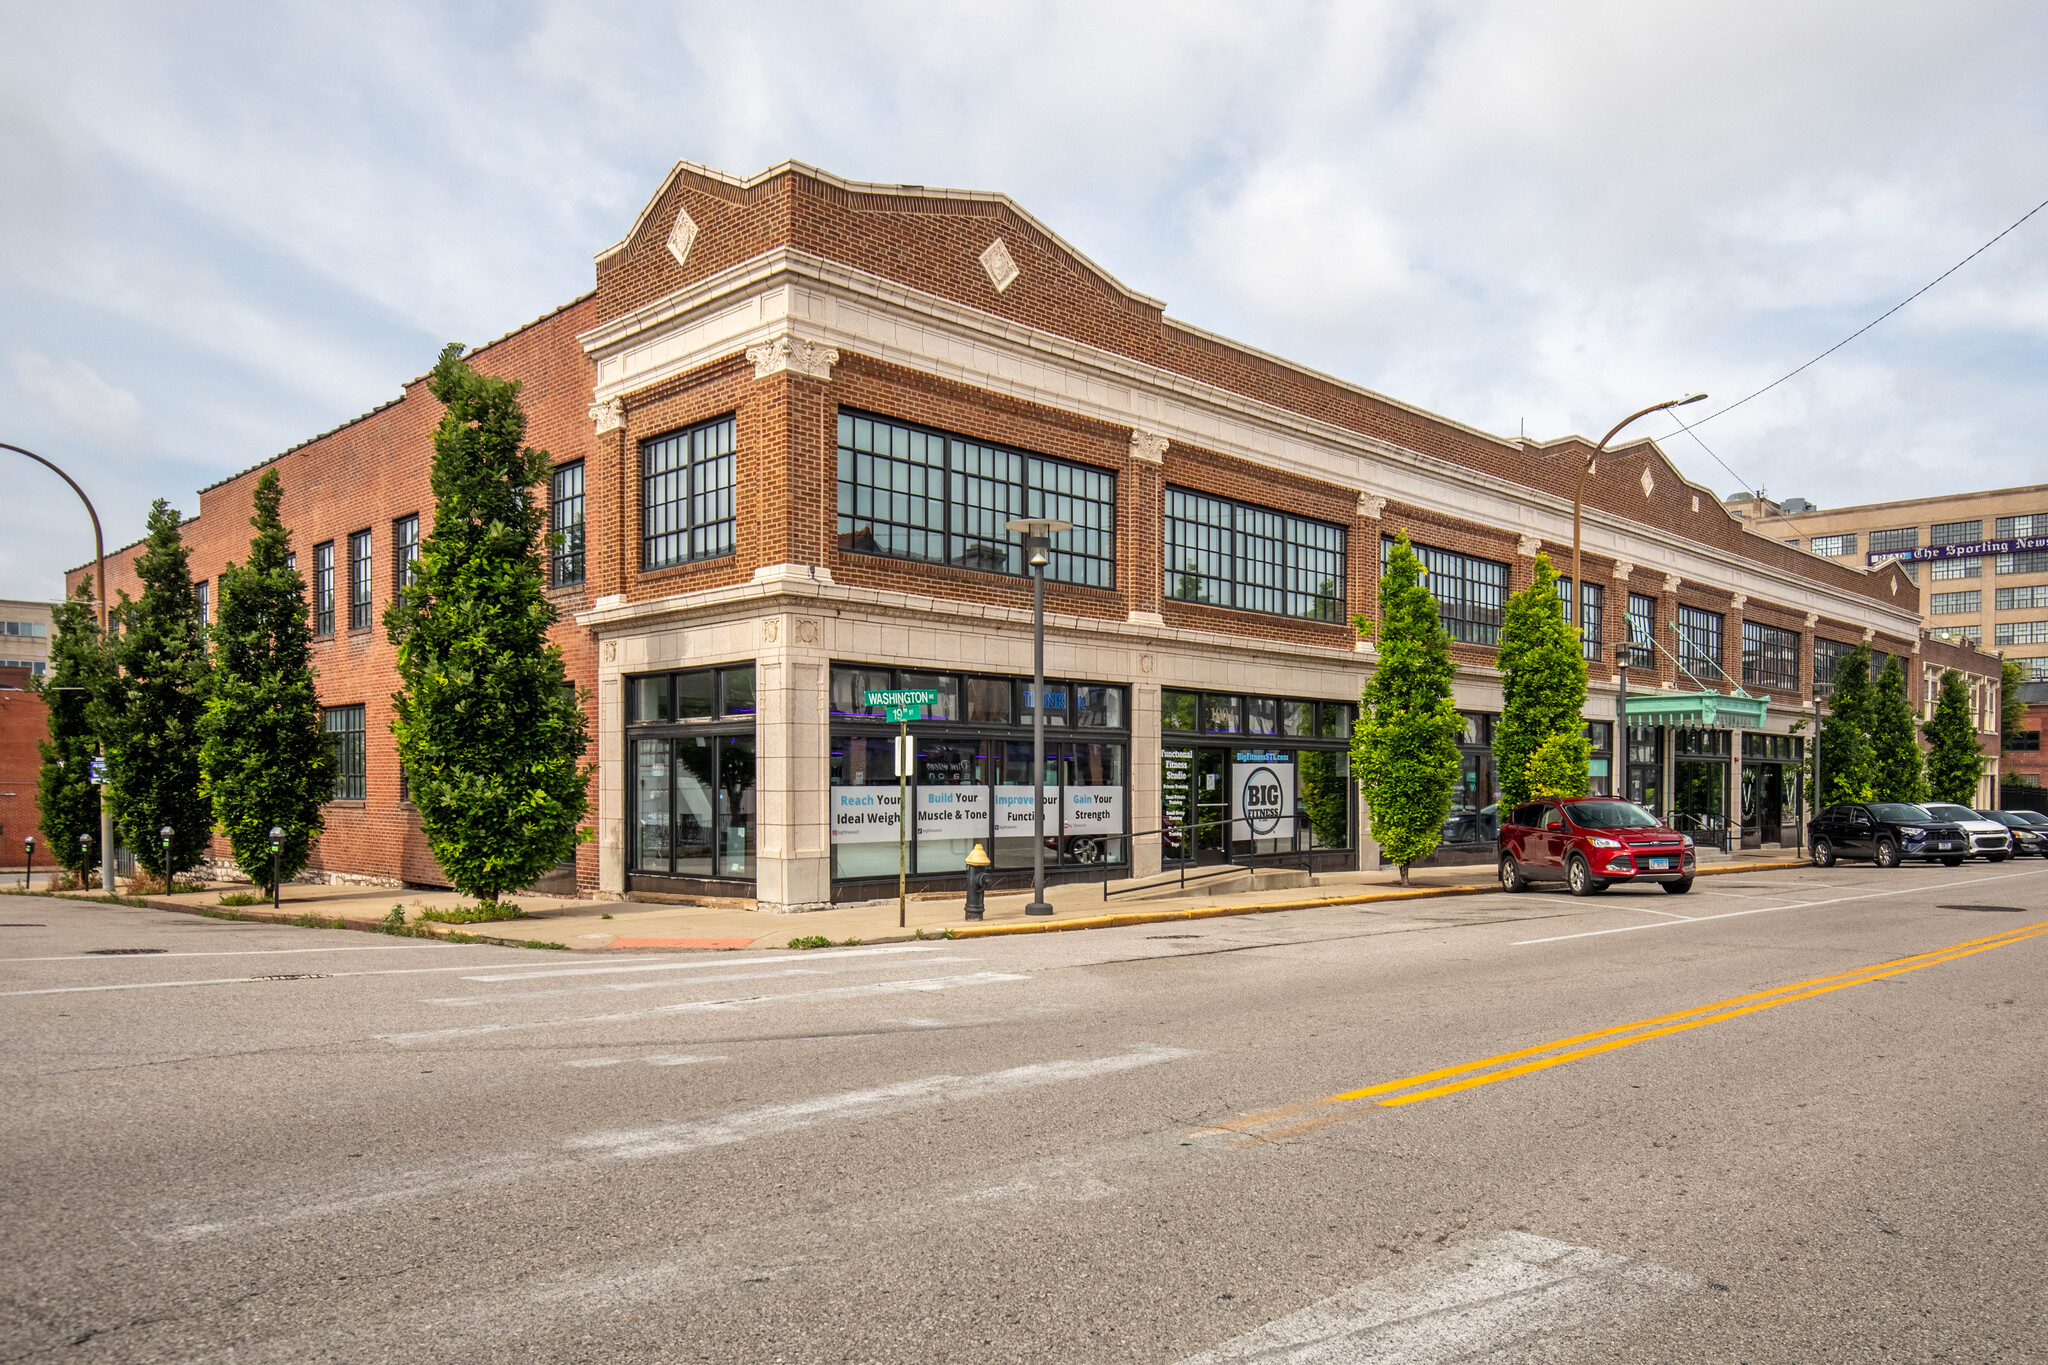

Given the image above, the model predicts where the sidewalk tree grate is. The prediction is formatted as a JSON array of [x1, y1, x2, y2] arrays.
[[86, 948, 168, 955]]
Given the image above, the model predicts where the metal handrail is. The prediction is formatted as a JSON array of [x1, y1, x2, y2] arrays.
[[1095, 812, 1318, 900]]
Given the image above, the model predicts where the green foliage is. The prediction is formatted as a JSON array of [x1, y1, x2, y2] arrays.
[[99, 500, 213, 876], [2001, 659, 2027, 750], [418, 903, 529, 924], [789, 935, 833, 950], [217, 892, 270, 907], [1814, 644, 1876, 804], [1352, 535, 1462, 882], [1297, 750, 1351, 848], [1922, 668, 1987, 804], [1493, 554, 1589, 809], [1867, 655, 1925, 804], [33, 580, 107, 875], [199, 470, 332, 893], [518, 940, 570, 951], [1525, 730, 1593, 800], [385, 344, 592, 904]]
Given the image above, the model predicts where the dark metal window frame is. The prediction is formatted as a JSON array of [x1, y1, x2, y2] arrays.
[[1381, 536, 1508, 646], [1999, 549, 2048, 576], [626, 668, 758, 882], [835, 409, 1117, 589], [1165, 487, 1346, 622], [193, 580, 208, 627], [1996, 584, 2048, 612], [1556, 577, 1605, 661], [1813, 637, 1855, 695], [1930, 519, 1983, 546], [1741, 620, 1800, 692], [392, 514, 419, 605], [323, 704, 365, 801], [1809, 533, 1856, 557], [1931, 590, 1982, 615], [347, 529, 372, 630], [1675, 605, 1725, 682], [1625, 592, 1656, 668], [642, 415, 737, 571], [1995, 513, 2047, 539], [1996, 620, 2048, 647], [551, 460, 585, 587], [313, 541, 335, 636], [1869, 527, 1919, 555]]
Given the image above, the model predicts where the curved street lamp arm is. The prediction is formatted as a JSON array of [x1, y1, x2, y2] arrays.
[[1, 442, 107, 630], [1589, 394, 1709, 465]]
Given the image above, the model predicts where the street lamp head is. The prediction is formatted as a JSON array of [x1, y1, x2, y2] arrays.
[[1003, 517, 1071, 567], [1672, 393, 1708, 409]]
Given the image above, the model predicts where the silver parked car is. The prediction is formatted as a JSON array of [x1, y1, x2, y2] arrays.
[[1919, 802, 2011, 861]]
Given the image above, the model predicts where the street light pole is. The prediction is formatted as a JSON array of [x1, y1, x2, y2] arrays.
[[1567, 396, 1707, 642], [1005, 516, 1072, 917], [4, 442, 114, 894]]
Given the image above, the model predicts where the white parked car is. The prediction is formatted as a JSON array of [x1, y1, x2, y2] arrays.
[[1919, 802, 2011, 862]]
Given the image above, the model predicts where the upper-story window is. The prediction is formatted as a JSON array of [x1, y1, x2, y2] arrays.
[[1381, 537, 1506, 645], [1931, 557, 1981, 581], [393, 515, 419, 605], [1556, 578, 1604, 661], [323, 704, 365, 801], [193, 580, 209, 627], [1625, 592, 1656, 668], [1997, 585, 2048, 612], [643, 416, 736, 570], [1741, 621, 1800, 692], [1998, 548, 2048, 576], [348, 530, 372, 629], [1675, 605, 1725, 682], [1165, 489, 1344, 621], [1931, 520, 1983, 546], [551, 461, 585, 587], [836, 411, 1116, 589], [1869, 527, 1919, 556], [313, 541, 335, 636], [1996, 513, 2047, 539], [1931, 590, 1981, 615], [1809, 533, 1856, 557], [1813, 637, 1856, 696], [1996, 620, 2048, 647]]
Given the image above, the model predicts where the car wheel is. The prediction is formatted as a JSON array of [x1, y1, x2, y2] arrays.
[[1661, 878, 1694, 895], [1812, 838, 1836, 868], [1568, 856, 1602, 897], [1499, 854, 1530, 893], [1941, 856, 1964, 867], [1875, 838, 1900, 869]]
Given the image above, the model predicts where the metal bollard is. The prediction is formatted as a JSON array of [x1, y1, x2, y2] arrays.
[[963, 841, 991, 921]]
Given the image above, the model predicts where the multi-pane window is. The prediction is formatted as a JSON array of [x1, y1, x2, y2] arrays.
[[1997, 585, 2048, 612], [193, 581, 209, 626], [1814, 638, 1856, 695], [2009, 729, 2042, 751], [1999, 549, 2048, 576], [1625, 592, 1656, 668], [1996, 620, 2048, 647], [1165, 489, 1344, 620], [1930, 520, 1983, 546], [1555, 578, 1604, 661], [1899, 562, 1919, 583], [644, 416, 737, 569], [1931, 590, 1982, 614], [1995, 513, 2047, 539], [323, 705, 365, 801], [1381, 537, 1508, 645], [313, 542, 335, 635], [393, 514, 419, 604], [347, 530, 372, 629], [837, 411, 1116, 588], [1869, 527, 1919, 555], [1809, 534, 1856, 557], [1931, 557, 1981, 580], [1741, 621, 1800, 692], [1933, 623, 1982, 644], [551, 461, 585, 586], [2020, 658, 2048, 681], [1675, 605, 1725, 681]]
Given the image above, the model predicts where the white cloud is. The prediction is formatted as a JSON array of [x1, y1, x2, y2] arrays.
[[9, 350, 141, 448]]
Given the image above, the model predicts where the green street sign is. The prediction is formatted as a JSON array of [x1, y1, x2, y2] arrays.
[[884, 706, 922, 722], [864, 689, 939, 707]]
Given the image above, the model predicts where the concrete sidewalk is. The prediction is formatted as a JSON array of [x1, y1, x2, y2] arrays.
[[107, 845, 1812, 950]]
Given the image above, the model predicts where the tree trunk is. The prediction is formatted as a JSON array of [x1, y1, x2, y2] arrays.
[[1398, 862, 1410, 887]]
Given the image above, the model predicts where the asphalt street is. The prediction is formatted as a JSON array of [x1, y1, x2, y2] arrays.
[[3, 859, 2045, 1362]]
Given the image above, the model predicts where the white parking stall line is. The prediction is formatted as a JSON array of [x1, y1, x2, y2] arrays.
[[427, 956, 979, 1007], [0, 944, 426, 964], [462, 942, 950, 983], [376, 971, 1032, 1045], [1175, 1230, 1699, 1364], [1625, 906, 1697, 921]]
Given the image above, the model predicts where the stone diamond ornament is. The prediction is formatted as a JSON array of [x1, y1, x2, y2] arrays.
[[980, 237, 1020, 293], [667, 207, 699, 270]]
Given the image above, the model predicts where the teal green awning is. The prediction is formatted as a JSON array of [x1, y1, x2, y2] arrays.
[[1622, 690, 1770, 730]]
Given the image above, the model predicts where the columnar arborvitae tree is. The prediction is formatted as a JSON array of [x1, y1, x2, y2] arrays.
[[34, 580, 109, 877], [1815, 643, 1876, 805], [99, 499, 213, 878], [2001, 659, 2027, 752], [1494, 553, 1590, 808], [1352, 534, 1462, 887], [1868, 654, 1925, 804], [200, 470, 332, 893], [386, 344, 591, 907], [1922, 667, 1988, 805]]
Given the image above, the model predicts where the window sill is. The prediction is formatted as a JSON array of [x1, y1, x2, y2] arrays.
[[323, 799, 366, 809]]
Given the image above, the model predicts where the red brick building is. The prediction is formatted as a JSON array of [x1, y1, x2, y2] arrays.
[[0, 665, 48, 871], [74, 160, 2008, 906]]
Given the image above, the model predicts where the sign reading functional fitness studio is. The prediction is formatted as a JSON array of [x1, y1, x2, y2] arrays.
[[1866, 533, 2048, 567], [1231, 751, 1295, 839]]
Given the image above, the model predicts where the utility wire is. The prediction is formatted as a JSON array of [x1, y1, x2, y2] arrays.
[[1691, 192, 2048, 431]]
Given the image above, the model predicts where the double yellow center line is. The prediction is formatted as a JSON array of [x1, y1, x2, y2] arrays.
[[1197, 918, 2048, 1146]]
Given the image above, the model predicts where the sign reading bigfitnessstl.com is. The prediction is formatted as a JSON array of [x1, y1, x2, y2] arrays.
[[1231, 752, 1295, 840], [1867, 534, 2048, 567]]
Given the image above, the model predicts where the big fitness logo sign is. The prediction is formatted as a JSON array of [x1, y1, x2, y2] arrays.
[[1232, 754, 1295, 838]]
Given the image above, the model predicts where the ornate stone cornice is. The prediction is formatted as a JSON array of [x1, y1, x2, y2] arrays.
[[1516, 533, 1542, 558], [1612, 561, 1634, 581], [588, 396, 624, 435], [1358, 492, 1386, 520], [1731, 593, 1748, 612], [1663, 572, 1683, 594], [746, 335, 840, 381], [1130, 429, 1168, 464]]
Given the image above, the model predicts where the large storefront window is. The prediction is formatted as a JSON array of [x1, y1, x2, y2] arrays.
[[830, 666, 1128, 882], [1161, 689, 1354, 866], [1741, 732, 1803, 849], [628, 664, 756, 883], [1671, 726, 1730, 848]]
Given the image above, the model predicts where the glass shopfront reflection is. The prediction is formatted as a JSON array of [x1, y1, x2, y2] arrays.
[[629, 665, 757, 885]]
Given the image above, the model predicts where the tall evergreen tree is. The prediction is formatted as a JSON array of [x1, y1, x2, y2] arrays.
[[1494, 554, 1590, 808], [1815, 643, 1876, 805], [2000, 659, 2027, 752], [1868, 654, 1925, 804], [200, 470, 332, 893], [98, 499, 213, 878], [33, 580, 108, 878], [1352, 534, 1462, 887], [1922, 667, 1988, 805], [386, 344, 590, 907]]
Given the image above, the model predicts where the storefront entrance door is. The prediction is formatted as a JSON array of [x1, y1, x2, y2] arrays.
[[1741, 762, 1786, 849], [1192, 748, 1230, 864]]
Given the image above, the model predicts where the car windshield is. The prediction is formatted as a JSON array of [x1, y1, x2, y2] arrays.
[[1921, 803, 1975, 821], [1565, 801, 1662, 829], [1869, 803, 1935, 822], [1979, 810, 2026, 827]]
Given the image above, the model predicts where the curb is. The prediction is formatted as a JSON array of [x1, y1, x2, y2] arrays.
[[1695, 860, 1810, 876], [132, 896, 567, 950], [941, 884, 1486, 938]]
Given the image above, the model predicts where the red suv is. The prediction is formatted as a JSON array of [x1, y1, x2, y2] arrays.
[[1497, 798, 1697, 896]]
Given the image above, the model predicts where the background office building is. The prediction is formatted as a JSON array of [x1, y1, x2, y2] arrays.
[[75, 162, 2008, 908]]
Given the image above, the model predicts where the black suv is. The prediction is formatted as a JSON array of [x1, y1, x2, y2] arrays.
[[1810, 802, 1970, 868]]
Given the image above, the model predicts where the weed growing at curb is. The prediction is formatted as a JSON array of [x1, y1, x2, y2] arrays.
[[444, 931, 484, 944], [420, 904, 530, 925], [788, 935, 831, 950], [292, 912, 348, 930], [518, 940, 570, 951], [49, 892, 151, 908], [218, 892, 270, 907], [195, 906, 248, 921], [600, 912, 613, 919]]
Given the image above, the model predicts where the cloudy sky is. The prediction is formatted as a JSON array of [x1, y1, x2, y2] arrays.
[[5, 1, 2045, 599]]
